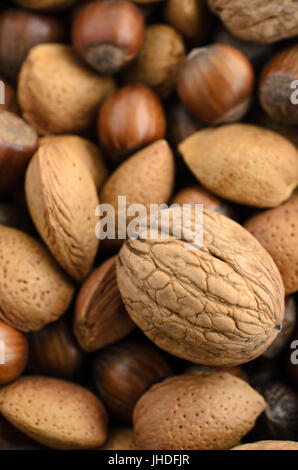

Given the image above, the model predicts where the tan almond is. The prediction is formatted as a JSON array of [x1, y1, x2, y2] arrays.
[[0, 376, 108, 450], [74, 256, 135, 352], [133, 373, 266, 450], [40, 135, 108, 191], [245, 191, 298, 294], [233, 441, 298, 450], [25, 142, 100, 282], [0, 226, 74, 332], [179, 124, 298, 208], [18, 44, 115, 135]]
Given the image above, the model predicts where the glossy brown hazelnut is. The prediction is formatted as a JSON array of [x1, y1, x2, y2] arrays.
[[74, 256, 135, 352], [164, 0, 212, 46], [93, 338, 173, 423], [177, 44, 255, 125], [123, 24, 186, 98], [167, 100, 203, 148], [28, 316, 84, 380], [97, 85, 166, 164], [172, 186, 238, 220], [0, 320, 28, 385], [259, 45, 298, 125], [262, 296, 296, 360], [72, 1, 144, 75], [0, 110, 38, 194], [0, 77, 19, 114], [14, 0, 78, 11], [0, 9, 65, 83]]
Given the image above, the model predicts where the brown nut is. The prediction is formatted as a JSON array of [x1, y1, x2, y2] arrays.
[[28, 316, 84, 380], [0, 77, 19, 114], [101, 428, 137, 450], [0, 9, 65, 83], [0, 320, 28, 385], [72, 1, 144, 75], [0, 110, 38, 195], [179, 124, 298, 208], [123, 24, 186, 98], [25, 142, 100, 283], [18, 44, 115, 135], [176, 45, 254, 125], [93, 338, 173, 423], [0, 376, 108, 450], [0, 225, 74, 332], [245, 191, 298, 294], [14, 0, 78, 10], [254, 108, 298, 150], [97, 85, 166, 165], [133, 373, 266, 450], [117, 206, 285, 366], [233, 441, 298, 450], [74, 256, 135, 352], [262, 296, 296, 359], [208, 0, 298, 43], [166, 100, 203, 148], [39, 135, 108, 191], [259, 45, 298, 125]]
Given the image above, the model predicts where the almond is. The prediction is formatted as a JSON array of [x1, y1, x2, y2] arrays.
[[18, 44, 115, 135], [133, 373, 266, 450], [39, 135, 108, 191], [233, 441, 298, 450], [25, 142, 100, 282], [0, 376, 108, 450], [74, 256, 135, 352], [0, 225, 74, 332], [179, 124, 298, 208], [245, 191, 298, 294]]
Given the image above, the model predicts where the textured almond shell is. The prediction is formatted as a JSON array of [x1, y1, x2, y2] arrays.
[[179, 124, 298, 208], [39, 135, 108, 191], [0, 376, 108, 450], [25, 142, 100, 282], [0, 226, 74, 332], [133, 373, 266, 450], [233, 441, 298, 450], [117, 207, 285, 366], [208, 0, 298, 43], [245, 191, 298, 295], [18, 44, 115, 135]]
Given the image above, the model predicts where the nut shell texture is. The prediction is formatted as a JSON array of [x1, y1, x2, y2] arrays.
[[0, 226, 74, 332], [0, 376, 108, 450], [208, 0, 298, 43], [117, 207, 284, 366], [133, 373, 266, 450], [179, 124, 298, 208], [25, 142, 100, 282]]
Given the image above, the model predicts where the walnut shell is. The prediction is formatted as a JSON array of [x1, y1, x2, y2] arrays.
[[117, 207, 285, 366], [133, 373, 266, 450], [179, 124, 298, 208], [208, 0, 298, 43], [18, 44, 115, 135], [0, 226, 74, 332], [245, 191, 298, 294], [233, 441, 298, 450], [25, 142, 100, 282]]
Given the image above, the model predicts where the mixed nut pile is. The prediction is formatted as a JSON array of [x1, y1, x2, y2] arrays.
[[0, 0, 298, 451]]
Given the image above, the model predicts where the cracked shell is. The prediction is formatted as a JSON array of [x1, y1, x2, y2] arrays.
[[25, 142, 100, 282], [117, 206, 285, 366], [133, 373, 266, 450]]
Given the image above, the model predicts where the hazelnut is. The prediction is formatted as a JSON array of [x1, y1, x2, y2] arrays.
[[28, 316, 84, 380], [0, 110, 38, 195], [259, 45, 298, 125], [72, 1, 145, 75], [164, 0, 212, 46], [176, 44, 254, 125], [14, 0, 78, 10], [93, 338, 173, 423], [0, 9, 65, 83], [97, 85, 166, 164], [0, 320, 28, 385], [18, 44, 115, 135], [123, 24, 186, 98]]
